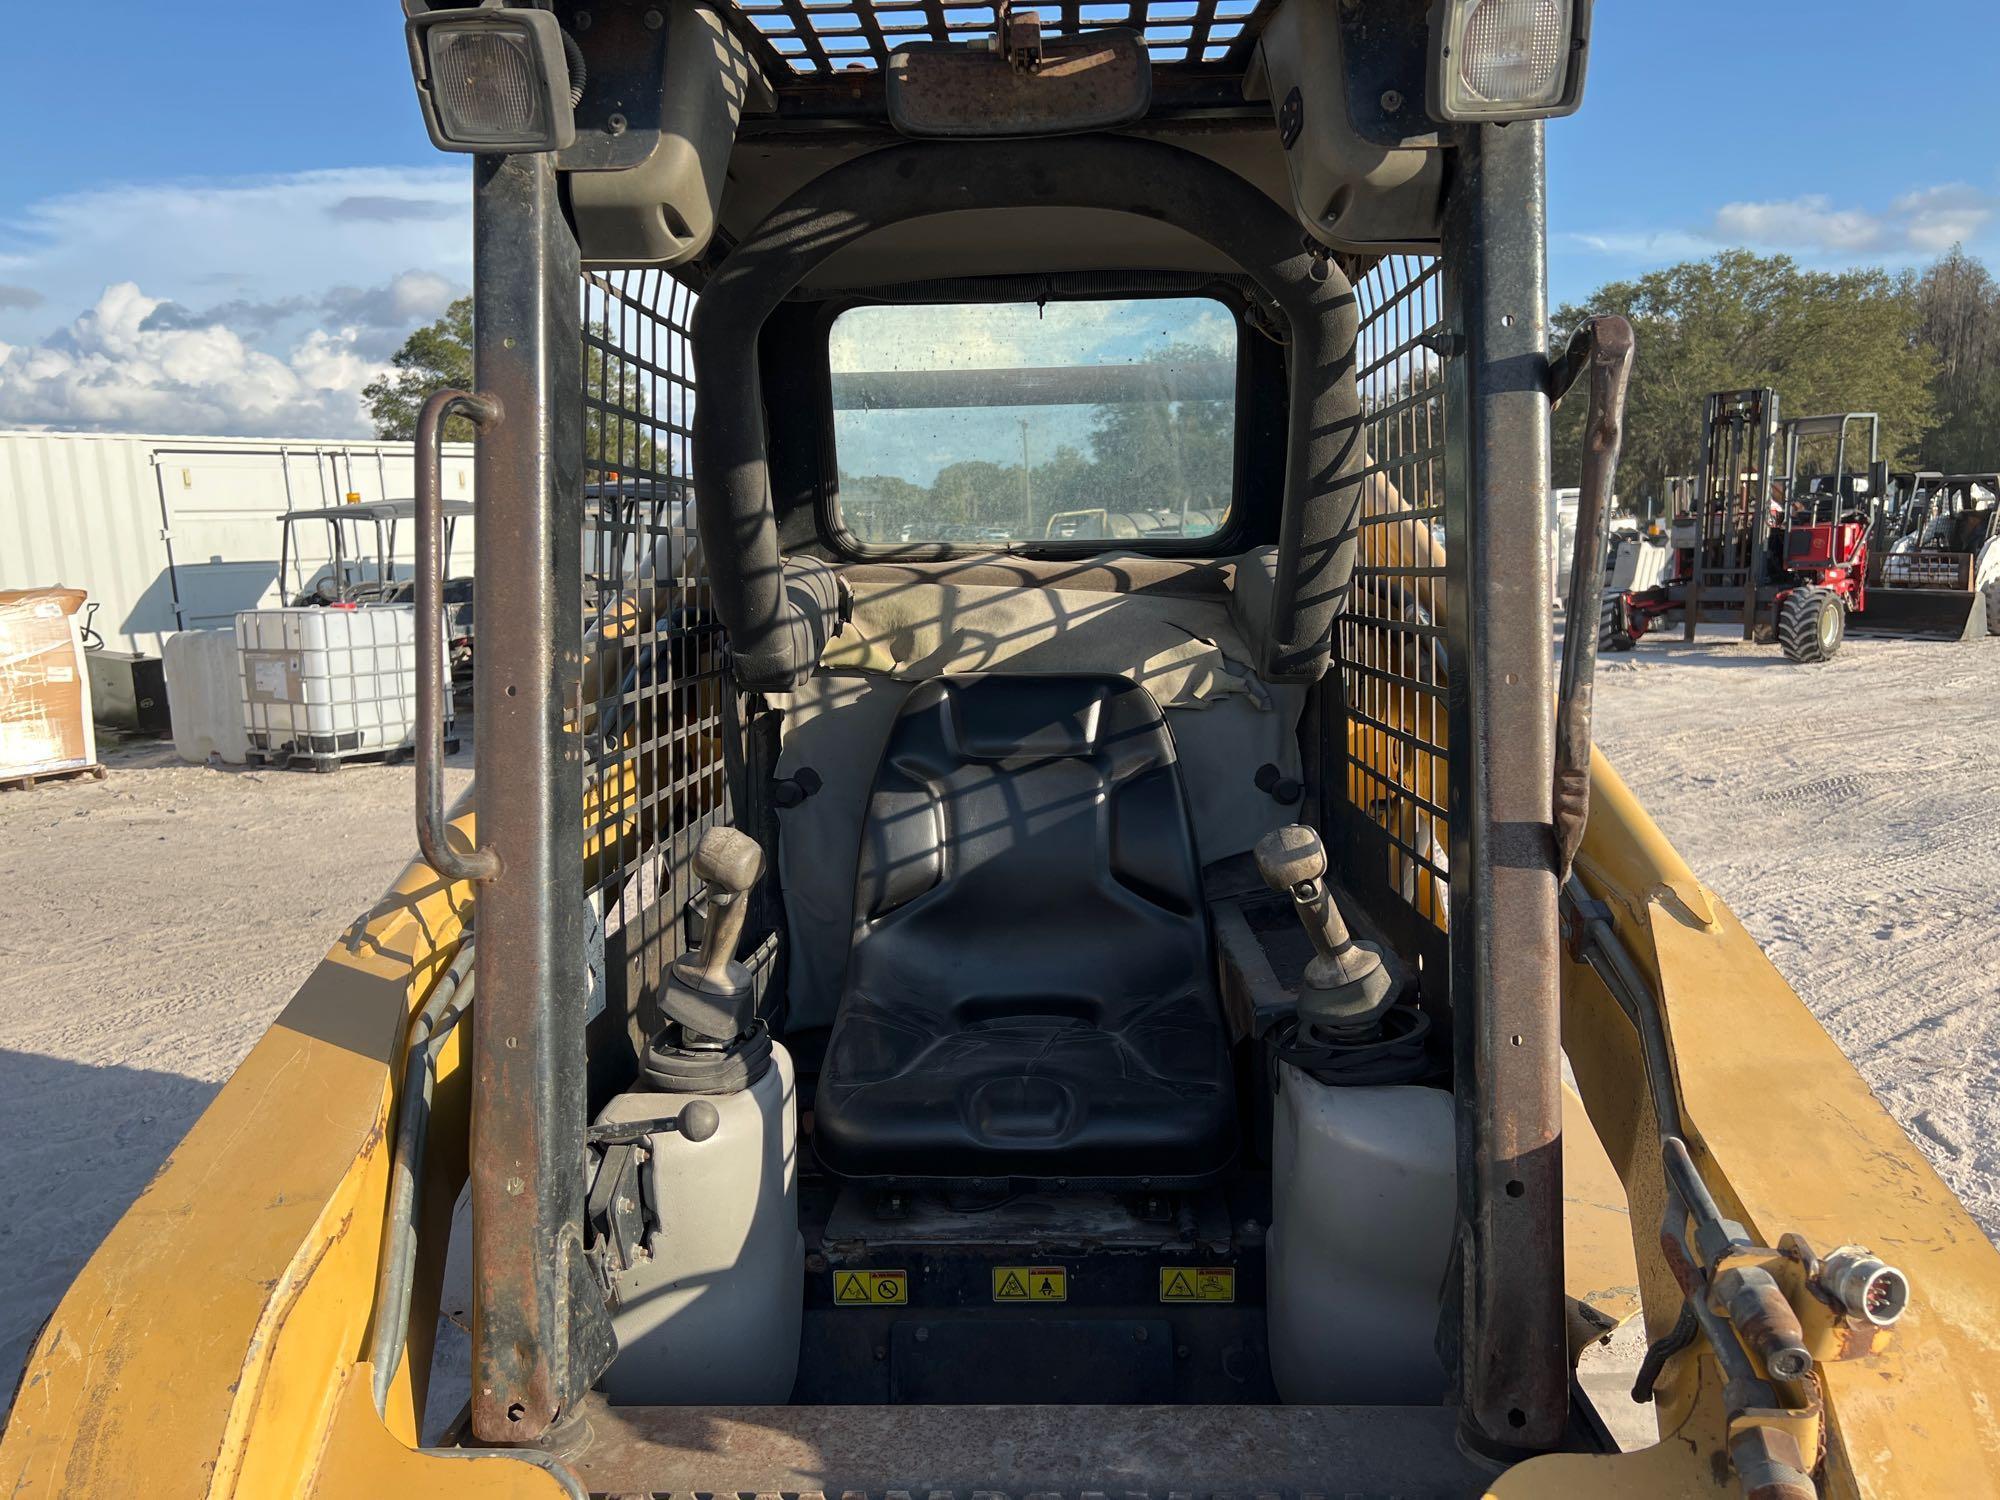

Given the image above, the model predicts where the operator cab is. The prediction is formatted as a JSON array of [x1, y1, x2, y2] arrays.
[[399, 0, 1623, 1483]]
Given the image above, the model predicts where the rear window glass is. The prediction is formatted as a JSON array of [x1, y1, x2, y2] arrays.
[[828, 297, 1237, 548]]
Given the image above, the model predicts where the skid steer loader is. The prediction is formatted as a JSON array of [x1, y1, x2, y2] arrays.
[[1855, 472, 2000, 639], [9, 4, 2000, 1498]]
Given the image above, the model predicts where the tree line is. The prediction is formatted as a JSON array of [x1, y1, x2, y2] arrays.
[[369, 250, 2000, 526], [1553, 247, 2000, 509], [838, 365, 1233, 542]]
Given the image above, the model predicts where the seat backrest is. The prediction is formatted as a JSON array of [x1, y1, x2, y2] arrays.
[[848, 674, 1208, 1020]]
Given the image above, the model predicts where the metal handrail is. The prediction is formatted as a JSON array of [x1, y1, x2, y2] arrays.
[[1547, 315, 1636, 876], [416, 388, 502, 883]]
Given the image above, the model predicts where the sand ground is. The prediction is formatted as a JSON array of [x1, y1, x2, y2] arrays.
[[2, 628, 1995, 1413]]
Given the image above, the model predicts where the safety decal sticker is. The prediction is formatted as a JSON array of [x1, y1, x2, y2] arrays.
[[1159, 1266, 1235, 1303], [992, 1265, 1068, 1302], [834, 1269, 908, 1305]]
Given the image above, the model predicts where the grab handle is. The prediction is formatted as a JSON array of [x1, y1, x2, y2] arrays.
[[416, 388, 502, 883], [1546, 315, 1635, 877]]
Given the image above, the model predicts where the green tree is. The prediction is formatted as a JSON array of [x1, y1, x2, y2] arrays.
[[364, 296, 474, 439], [1552, 251, 1938, 512], [365, 295, 659, 469], [1913, 247, 2000, 474], [1084, 342, 1234, 518]]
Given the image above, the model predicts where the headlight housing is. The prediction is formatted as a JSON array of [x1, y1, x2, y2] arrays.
[[406, 6, 577, 154], [1427, 0, 1592, 123]]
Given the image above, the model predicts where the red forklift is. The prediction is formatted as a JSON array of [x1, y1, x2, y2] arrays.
[[1603, 390, 1883, 663]]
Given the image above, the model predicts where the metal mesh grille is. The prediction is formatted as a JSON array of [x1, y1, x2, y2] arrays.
[[723, 0, 1277, 77], [1341, 255, 1449, 932], [580, 269, 731, 1014]]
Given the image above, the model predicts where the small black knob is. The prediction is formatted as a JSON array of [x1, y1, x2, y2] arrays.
[[773, 766, 823, 809], [1254, 762, 1303, 805], [678, 1099, 721, 1142]]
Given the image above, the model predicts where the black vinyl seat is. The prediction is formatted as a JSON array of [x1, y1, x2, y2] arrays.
[[813, 673, 1236, 1184]]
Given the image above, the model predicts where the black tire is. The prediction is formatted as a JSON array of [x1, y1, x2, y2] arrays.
[[1598, 595, 1635, 652], [1984, 579, 2000, 637], [1779, 587, 1845, 663]]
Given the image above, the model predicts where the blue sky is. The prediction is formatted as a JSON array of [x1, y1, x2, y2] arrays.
[[0, 2, 1993, 435]]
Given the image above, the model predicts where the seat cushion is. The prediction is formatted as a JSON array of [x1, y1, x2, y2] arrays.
[[813, 674, 1236, 1183]]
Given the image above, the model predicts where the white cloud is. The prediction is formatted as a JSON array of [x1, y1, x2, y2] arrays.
[[0, 166, 471, 438], [322, 268, 459, 331], [0, 167, 468, 355], [1561, 228, 1713, 261], [828, 297, 1232, 373], [1708, 185, 1996, 257], [1714, 194, 1888, 253], [0, 282, 392, 437], [1562, 184, 1999, 295], [1892, 185, 1996, 252]]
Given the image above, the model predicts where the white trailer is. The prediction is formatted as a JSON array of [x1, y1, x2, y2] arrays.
[[0, 431, 474, 655]]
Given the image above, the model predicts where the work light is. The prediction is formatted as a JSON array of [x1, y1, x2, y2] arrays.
[[406, 6, 577, 153], [1426, 0, 1591, 123]]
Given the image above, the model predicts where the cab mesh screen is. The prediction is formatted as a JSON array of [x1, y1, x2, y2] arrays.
[[580, 269, 731, 1014], [1338, 254, 1450, 939], [719, 0, 1279, 77]]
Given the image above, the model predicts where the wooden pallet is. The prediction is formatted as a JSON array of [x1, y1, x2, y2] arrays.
[[1, 762, 107, 791], [244, 740, 457, 775]]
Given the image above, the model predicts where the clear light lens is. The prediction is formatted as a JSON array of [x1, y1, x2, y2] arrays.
[[1458, 0, 1567, 106], [430, 26, 548, 143]]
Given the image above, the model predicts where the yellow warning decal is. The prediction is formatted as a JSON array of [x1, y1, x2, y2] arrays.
[[1159, 1266, 1235, 1303], [834, 1269, 908, 1306], [992, 1265, 1068, 1302]]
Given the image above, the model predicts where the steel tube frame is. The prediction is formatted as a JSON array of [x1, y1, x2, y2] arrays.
[[467, 151, 613, 1445], [1440, 120, 1569, 1451]]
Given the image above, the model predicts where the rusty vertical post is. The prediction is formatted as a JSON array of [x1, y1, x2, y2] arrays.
[[1440, 119, 1569, 1452], [468, 150, 614, 1445]]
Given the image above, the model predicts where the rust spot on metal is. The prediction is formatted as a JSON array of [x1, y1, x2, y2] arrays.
[[885, 31, 1151, 137]]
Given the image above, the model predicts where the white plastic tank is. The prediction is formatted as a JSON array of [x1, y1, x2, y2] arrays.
[[162, 628, 249, 764], [594, 1042, 804, 1405], [235, 605, 437, 763], [1267, 1065, 1456, 1404]]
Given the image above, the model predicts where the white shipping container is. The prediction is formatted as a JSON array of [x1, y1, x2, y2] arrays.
[[0, 430, 474, 656], [236, 606, 447, 769]]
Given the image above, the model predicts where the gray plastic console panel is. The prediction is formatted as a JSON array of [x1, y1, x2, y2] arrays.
[[571, 3, 762, 268], [1244, 0, 1445, 252]]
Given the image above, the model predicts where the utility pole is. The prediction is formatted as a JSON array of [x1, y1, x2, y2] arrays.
[[1018, 418, 1034, 535]]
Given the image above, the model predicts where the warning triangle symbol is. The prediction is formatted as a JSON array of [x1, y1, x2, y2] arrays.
[[1165, 1271, 1194, 1299], [998, 1271, 1028, 1298], [837, 1273, 868, 1302]]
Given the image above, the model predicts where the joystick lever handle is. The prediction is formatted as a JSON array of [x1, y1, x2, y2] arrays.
[[1253, 824, 1399, 1033], [692, 826, 763, 990], [1253, 825, 1353, 966]]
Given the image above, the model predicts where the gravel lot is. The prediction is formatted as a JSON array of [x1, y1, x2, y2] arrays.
[[3, 628, 1995, 1395]]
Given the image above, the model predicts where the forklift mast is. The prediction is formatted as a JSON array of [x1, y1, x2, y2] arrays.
[[1682, 387, 1783, 641]]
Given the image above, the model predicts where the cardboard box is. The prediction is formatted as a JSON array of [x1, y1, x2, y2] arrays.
[[0, 586, 98, 779]]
